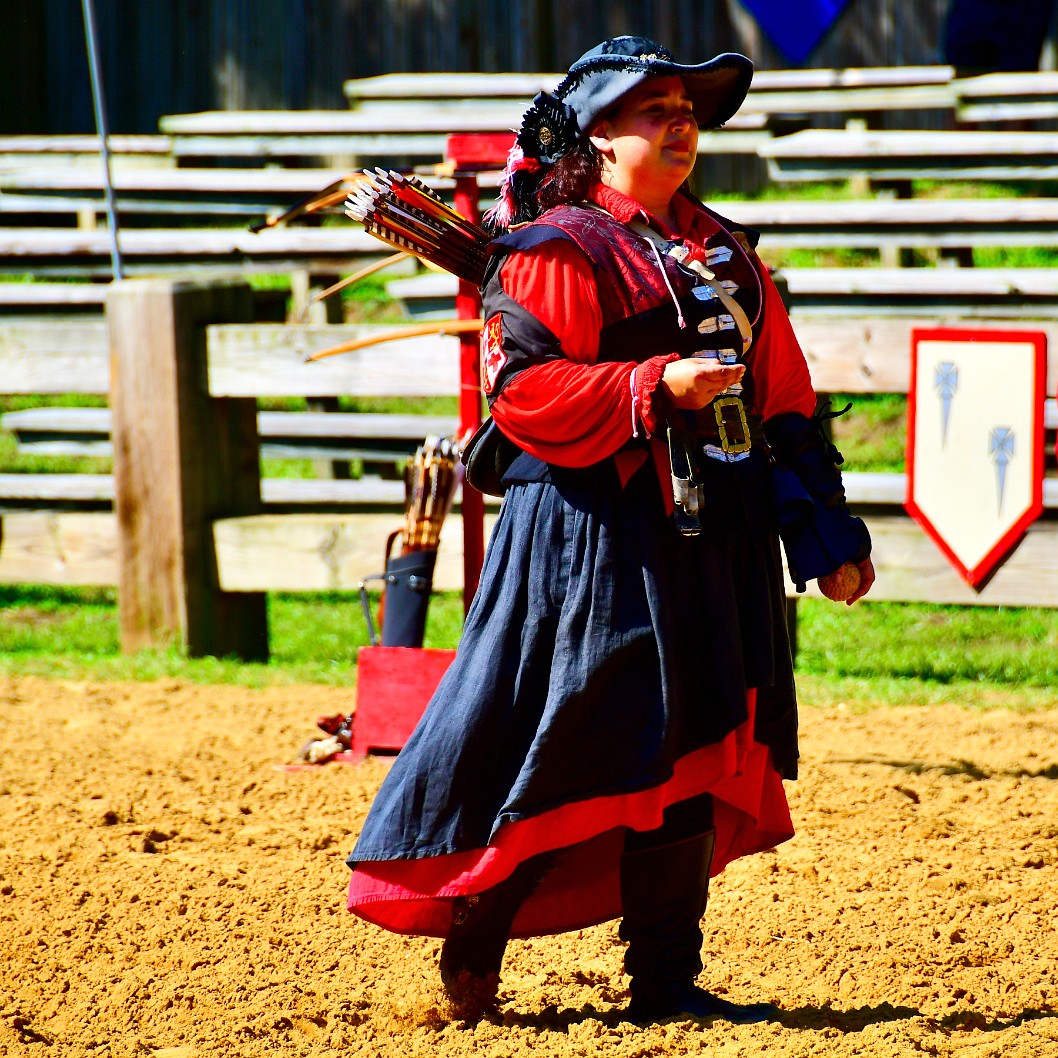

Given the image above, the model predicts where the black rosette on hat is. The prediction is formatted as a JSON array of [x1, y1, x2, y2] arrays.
[[516, 92, 580, 164]]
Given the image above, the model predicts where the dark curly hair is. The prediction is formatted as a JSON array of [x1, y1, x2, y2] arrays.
[[485, 124, 695, 233], [536, 138, 603, 213]]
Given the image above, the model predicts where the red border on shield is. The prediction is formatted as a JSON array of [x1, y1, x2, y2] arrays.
[[906, 327, 1047, 589]]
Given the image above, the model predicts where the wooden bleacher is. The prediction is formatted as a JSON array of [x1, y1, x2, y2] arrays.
[[4, 64, 1058, 659], [759, 128, 1058, 183], [388, 267, 1058, 320], [0, 166, 358, 219], [343, 65, 956, 123], [0, 226, 385, 278], [150, 65, 961, 168], [955, 71, 1058, 123], [2, 406, 457, 467], [0, 135, 172, 170]]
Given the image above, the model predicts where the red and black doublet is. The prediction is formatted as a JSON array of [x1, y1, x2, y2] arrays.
[[346, 184, 818, 939]]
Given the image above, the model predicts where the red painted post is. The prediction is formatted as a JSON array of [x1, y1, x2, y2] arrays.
[[453, 173, 485, 612]]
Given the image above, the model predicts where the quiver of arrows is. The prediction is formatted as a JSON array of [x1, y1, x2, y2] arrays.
[[358, 434, 466, 648], [345, 169, 491, 286], [400, 434, 464, 553]]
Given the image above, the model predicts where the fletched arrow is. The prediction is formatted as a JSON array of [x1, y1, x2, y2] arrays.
[[345, 168, 491, 286], [402, 433, 466, 553]]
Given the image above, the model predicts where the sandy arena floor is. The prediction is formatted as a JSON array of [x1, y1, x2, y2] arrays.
[[0, 673, 1056, 1057]]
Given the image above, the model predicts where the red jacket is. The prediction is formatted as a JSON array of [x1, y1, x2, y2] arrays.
[[486, 183, 816, 489]]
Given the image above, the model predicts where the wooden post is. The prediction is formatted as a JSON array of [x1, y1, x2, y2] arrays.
[[106, 278, 268, 660]]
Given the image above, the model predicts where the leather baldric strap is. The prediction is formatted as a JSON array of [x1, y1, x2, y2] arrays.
[[628, 220, 753, 354]]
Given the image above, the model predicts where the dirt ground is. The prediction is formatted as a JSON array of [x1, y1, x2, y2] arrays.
[[0, 674, 1056, 1058]]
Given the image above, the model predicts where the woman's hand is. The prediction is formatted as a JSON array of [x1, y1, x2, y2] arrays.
[[845, 556, 876, 605], [660, 358, 746, 410]]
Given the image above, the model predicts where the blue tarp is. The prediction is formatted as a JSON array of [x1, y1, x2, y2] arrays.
[[738, 0, 853, 64]]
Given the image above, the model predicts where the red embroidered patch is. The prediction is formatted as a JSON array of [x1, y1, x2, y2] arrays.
[[480, 314, 506, 395]]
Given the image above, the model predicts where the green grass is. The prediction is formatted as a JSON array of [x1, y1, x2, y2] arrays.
[[0, 585, 1055, 711], [796, 598, 1058, 689], [340, 273, 407, 323], [972, 246, 1058, 268], [829, 393, 907, 473], [0, 395, 112, 475], [0, 586, 465, 687]]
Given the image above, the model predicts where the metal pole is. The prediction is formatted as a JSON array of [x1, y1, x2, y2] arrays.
[[81, 0, 123, 280], [453, 173, 485, 613]]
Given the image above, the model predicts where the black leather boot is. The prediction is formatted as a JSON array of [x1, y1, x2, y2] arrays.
[[439, 852, 554, 1019], [619, 828, 777, 1025]]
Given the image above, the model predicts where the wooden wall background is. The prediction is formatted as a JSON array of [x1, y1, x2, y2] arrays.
[[1, 0, 952, 135]]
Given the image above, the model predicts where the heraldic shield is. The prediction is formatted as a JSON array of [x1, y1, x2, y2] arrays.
[[906, 328, 1047, 589]]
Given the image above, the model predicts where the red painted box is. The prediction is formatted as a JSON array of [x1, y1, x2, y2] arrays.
[[346, 646, 456, 759]]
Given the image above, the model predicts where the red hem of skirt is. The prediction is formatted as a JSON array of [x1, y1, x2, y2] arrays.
[[346, 689, 794, 938]]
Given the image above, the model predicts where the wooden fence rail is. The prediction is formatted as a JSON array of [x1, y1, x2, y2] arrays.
[[1, 279, 1055, 664]]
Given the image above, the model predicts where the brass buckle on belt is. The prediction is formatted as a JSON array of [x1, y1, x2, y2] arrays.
[[713, 395, 752, 455]]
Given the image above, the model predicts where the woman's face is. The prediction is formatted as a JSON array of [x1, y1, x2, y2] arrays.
[[588, 75, 699, 199]]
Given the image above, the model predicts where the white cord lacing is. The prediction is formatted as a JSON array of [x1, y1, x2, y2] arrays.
[[645, 237, 686, 330]]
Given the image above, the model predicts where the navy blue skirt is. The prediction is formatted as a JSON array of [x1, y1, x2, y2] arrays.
[[347, 452, 797, 938]]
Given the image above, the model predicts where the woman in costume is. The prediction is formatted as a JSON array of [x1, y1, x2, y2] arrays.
[[346, 36, 875, 1024]]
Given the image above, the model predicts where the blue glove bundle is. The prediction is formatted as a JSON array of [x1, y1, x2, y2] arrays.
[[765, 406, 872, 592]]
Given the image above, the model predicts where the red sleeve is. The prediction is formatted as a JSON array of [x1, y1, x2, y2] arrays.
[[491, 241, 675, 466], [499, 239, 601, 363], [750, 265, 817, 421], [492, 359, 638, 466]]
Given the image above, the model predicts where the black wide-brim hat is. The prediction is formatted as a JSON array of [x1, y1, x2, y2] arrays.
[[516, 35, 754, 164]]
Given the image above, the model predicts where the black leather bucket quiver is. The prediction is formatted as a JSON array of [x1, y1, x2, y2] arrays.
[[359, 533, 439, 647], [765, 405, 872, 592]]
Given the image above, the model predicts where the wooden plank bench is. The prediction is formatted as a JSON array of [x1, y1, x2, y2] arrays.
[[343, 66, 956, 129], [388, 267, 1058, 320], [0, 134, 172, 170], [714, 197, 1058, 251], [955, 71, 1058, 123], [1, 406, 457, 464], [0, 284, 108, 310], [783, 268, 1058, 317], [758, 129, 1058, 183], [342, 67, 955, 102], [0, 226, 388, 277], [0, 283, 290, 325], [0, 164, 478, 245], [0, 166, 363, 220], [157, 108, 769, 162]]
